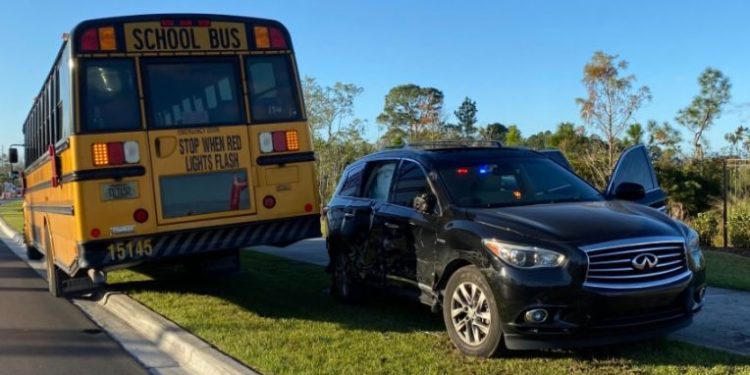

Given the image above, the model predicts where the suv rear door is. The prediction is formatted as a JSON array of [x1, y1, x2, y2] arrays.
[[327, 163, 366, 254], [607, 144, 667, 210]]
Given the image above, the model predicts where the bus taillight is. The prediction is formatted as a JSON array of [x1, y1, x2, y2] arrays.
[[92, 141, 140, 166], [259, 131, 299, 153]]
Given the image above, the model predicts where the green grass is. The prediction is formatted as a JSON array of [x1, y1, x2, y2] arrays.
[[0, 199, 23, 233], [108, 251, 750, 375], [705, 250, 750, 292]]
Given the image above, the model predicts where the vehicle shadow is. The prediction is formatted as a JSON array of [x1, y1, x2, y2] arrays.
[[107, 251, 750, 368]]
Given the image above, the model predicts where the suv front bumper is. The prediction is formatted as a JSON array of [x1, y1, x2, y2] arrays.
[[483, 266, 705, 350]]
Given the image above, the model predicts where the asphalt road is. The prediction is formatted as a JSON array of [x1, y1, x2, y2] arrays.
[[0, 240, 147, 375]]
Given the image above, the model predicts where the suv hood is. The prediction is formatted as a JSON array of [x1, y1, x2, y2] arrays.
[[468, 200, 684, 246]]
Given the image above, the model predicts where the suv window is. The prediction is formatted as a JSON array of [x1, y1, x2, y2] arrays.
[[610, 148, 657, 191], [391, 161, 431, 208], [363, 162, 398, 202], [338, 163, 365, 197]]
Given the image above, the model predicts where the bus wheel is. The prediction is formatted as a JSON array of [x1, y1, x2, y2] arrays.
[[46, 253, 62, 297], [44, 230, 63, 297], [26, 244, 43, 260]]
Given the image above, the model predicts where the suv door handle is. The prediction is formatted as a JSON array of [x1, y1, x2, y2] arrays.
[[343, 212, 355, 218], [384, 222, 401, 229]]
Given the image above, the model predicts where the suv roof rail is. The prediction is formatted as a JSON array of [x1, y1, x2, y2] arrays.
[[384, 139, 503, 150]]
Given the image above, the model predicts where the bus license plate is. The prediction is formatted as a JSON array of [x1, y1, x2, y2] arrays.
[[101, 182, 139, 201]]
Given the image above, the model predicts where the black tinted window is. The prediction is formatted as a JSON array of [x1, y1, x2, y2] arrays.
[[338, 164, 364, 197], [246, 55, 301, 123], [391, 161, 431, 207], [363, 162, 398, 202], [611, 147, 657, 191], [144, 59, 244, 128], [83, 59, 140, 131]]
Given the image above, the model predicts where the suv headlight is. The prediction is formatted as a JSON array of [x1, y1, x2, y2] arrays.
[[687, 229, 705, 270], [482, 239, 566, 268]]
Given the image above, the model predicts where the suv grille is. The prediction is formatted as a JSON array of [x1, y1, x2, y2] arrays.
[[582, 237, 691, 290]]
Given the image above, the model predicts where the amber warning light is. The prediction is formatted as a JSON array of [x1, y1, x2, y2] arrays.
[[81, 26, 117, 52]]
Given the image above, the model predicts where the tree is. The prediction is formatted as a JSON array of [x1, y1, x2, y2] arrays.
[[524, 130, 552, 149], [575, 51, 651, 169], [624, 123, 645, 146], [452, 97, 478, 138], [479, 123, 508, 143], [724, 125, 746, 157], [302, 77, 371, 201], [504, 125, 523, 146], [376, 84, 445, 145], [646, 120, 682, 162], [676, 68, 731, 159], [302, 77, 364, 143]]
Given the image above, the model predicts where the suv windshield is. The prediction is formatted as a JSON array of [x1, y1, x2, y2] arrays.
[[439, 158, 602, 208]]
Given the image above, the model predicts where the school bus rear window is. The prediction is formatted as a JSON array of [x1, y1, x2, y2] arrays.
[[246, 55, 301, 123], [144, 59, 245, 128], [83, 59, 141, 132]]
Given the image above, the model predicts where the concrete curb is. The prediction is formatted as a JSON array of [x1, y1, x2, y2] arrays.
[[0, 210, 260, 375], [0, 213, 24, 245]]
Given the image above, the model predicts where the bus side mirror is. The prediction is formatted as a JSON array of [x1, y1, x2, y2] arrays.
[[8, 148, 18, 164]]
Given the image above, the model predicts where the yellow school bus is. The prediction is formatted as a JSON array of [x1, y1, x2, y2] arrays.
[[13, 14, 320, 296]]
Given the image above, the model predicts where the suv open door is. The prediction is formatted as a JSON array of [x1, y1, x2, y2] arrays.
[[606, 144, 667, 211]]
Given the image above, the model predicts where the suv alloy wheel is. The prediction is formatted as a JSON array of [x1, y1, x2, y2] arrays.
[[443, 265, 503, 357]]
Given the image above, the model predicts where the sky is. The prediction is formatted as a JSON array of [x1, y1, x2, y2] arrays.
[[1, 0, 749, 154]]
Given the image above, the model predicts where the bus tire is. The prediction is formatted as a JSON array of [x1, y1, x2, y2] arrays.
[[44, 229, 63, 297], [26, 244, 43, 260]]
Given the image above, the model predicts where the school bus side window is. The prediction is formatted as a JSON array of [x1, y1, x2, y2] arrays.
[[82, 59, 141, 132], [246, 55, 301, 123]]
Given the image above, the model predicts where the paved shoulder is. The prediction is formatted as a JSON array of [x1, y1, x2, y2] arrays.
[[671, 287, 750, 356], [0, 241, 147, 375]]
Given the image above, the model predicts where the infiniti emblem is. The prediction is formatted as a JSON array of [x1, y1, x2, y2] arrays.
[[631, 253, 659, 271]]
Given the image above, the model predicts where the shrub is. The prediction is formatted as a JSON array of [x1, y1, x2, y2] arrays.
[[728, 208, 750, 249], [691, 211, 720, 247]]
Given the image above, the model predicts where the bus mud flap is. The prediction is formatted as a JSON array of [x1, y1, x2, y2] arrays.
[[61, 276, 98, 297]]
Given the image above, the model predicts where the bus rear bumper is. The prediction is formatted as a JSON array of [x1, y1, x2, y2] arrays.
[[77, 214, 321, 271]]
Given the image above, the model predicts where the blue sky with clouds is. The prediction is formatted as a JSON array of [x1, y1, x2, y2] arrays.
[[1, 0, 748, 153]]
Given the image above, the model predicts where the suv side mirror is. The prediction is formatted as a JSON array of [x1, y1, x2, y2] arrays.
[[413, 192, 437, 215], [8, 148, 18, 164], [613, 182, 645, 201]]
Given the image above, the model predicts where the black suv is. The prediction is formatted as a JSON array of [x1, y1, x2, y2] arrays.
[[323, 142, 705, 357]]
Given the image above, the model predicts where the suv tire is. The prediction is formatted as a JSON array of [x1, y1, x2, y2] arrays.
[[443, 265, 503, 357], [331, 251, 362, 304]]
